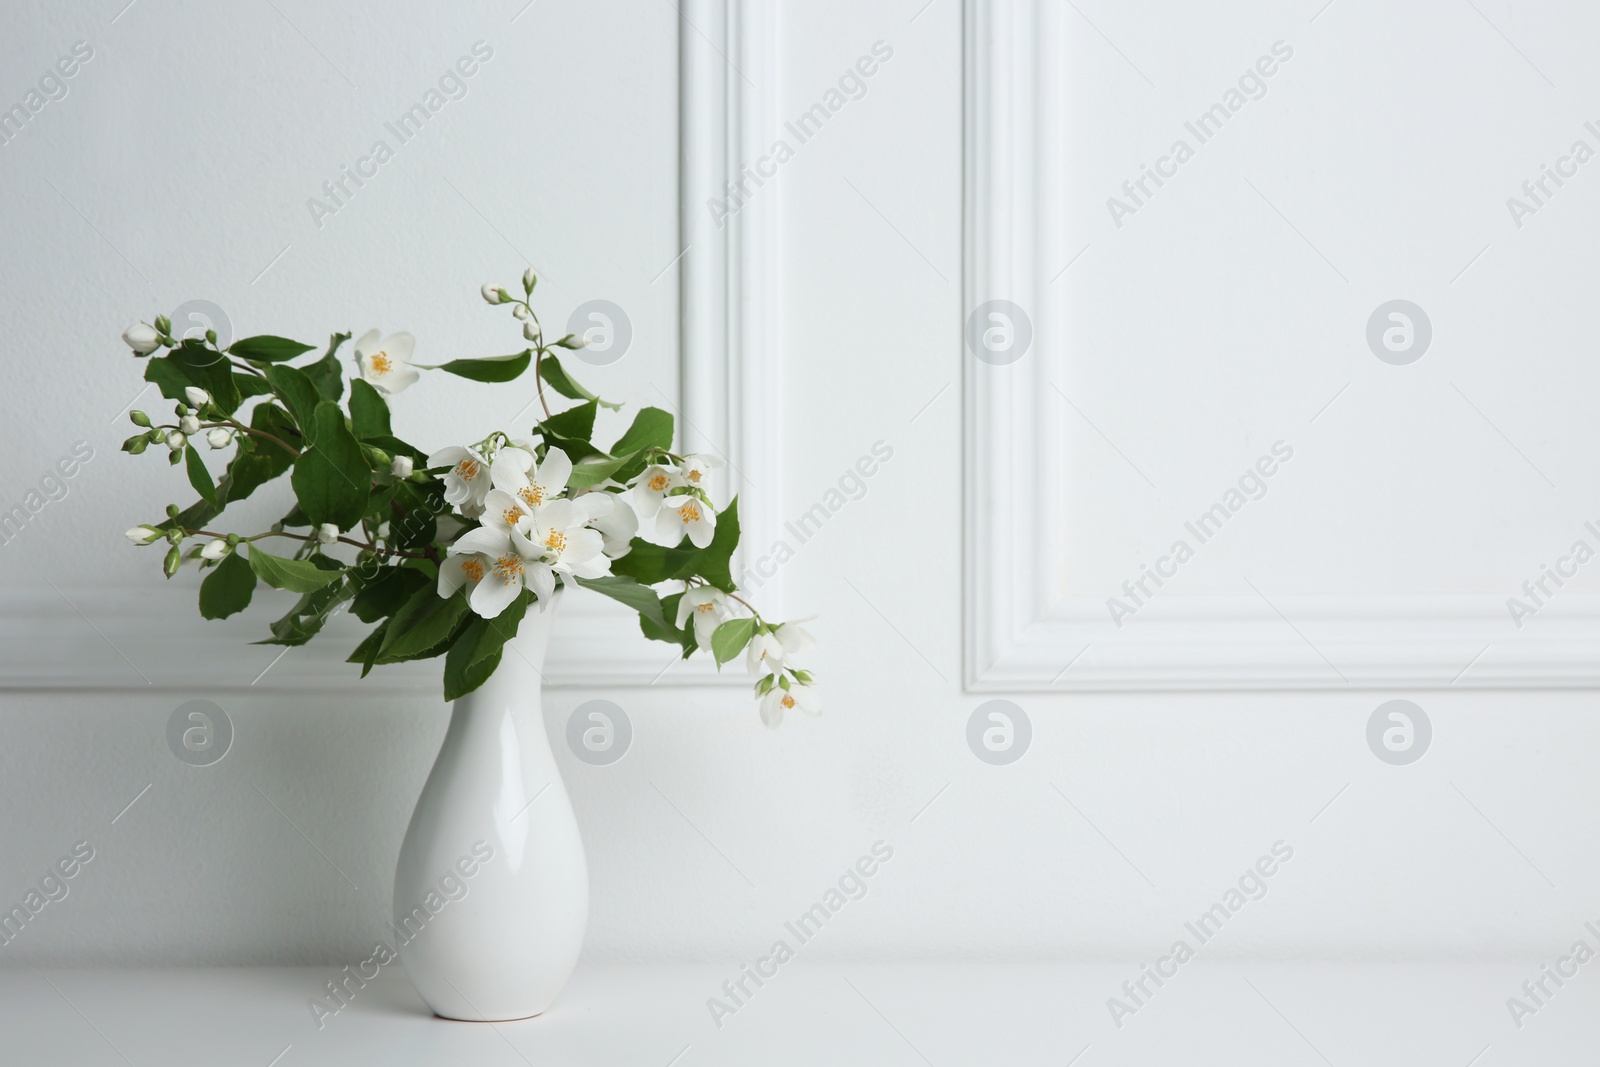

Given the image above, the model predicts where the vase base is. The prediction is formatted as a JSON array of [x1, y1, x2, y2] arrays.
[[432, 1008, 547, 1023]]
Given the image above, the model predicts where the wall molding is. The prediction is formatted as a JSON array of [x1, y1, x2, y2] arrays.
[[680, 0, 783, 616], [961, 0, 1600, 692], [0, 3, 780, 695]]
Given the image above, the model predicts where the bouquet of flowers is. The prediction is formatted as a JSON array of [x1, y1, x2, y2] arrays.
[[118, 271, 818, 725]]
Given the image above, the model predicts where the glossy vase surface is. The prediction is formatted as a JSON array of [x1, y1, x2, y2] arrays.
[[394, 594, 587, 1021]]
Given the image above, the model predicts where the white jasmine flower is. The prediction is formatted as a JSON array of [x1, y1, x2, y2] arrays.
[[166, 430, 186, 451], [438, 551, 492, 600], [679, 453, 724, 488], [631, 463, 683, 519], [390, 455, 414, 479], [774, 620, 816, 657], [746, 630, 784, 678], [675, 587, 729, 650], [206, 428, 232, 449], [511, 498, 610, 580], [427, 445, 493, 517], [199, 539, 230, 560], [317, 523, 340, 544], [583, 491, 638, 557], [184, 387, 210, 407], [447, 526, 557, 619], [179, 415, 200, 435], [124, 525, 161, 545], [491, 445, 572, 513], [481, 283, 505, 304], [122, 322, 161, 354], [655, 494, 716, 549], [761, 681, 820, 728], [353, 328, 420, 395]]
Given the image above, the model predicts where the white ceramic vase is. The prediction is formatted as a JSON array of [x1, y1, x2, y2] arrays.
[[394, 592, 588, 1021]]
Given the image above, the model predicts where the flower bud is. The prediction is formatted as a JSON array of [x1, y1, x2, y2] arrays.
[[166, 430, 186, 451], [129, 410, 151, 427], [121, 434, 149, 454], [513, 304, 530, 321], [523, 322, 539, 342], [179, 415, 200, 435], [390, 455, 414, 479], [481, 283, 505, 305], [200, 539, 230, 560], [122, 322, 161, 355], [184, 386, 210, 407], [522, 267, 537, 292], [124, 525, 161, 545], [154, 314, 172, 335], [163, 544, 182, 578], [317, 523, 340, 544], [206, 428, 232, 449]]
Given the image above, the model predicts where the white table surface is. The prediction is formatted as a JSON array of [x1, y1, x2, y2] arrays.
[[0, 961, 1591, 1065]]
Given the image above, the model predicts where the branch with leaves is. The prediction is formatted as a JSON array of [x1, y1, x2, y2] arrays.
[[117, 271, 818, 724]]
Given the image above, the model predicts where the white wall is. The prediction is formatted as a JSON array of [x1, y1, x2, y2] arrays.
[[2, 0, 1599, 972]]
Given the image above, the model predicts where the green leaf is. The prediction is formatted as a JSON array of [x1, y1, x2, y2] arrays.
[[609, 407, 674, 456], [711, 617, 756, 667], [348, 621, 388, 677], [229, 335, 315, 363], [184, 446, 218, 508], [541, 355, 622, 410], [247, 544, 344, 594], [235, 372, 275, 400], [146, 342, 241, 415], [255, 557, 350, 645], [573, 575, 668, 629], [444, 592, 529, 699], [291, 401, 371, 530], [262, 364, 321, 436], [377, 586, 470, 663], [304, 332, 350, 402], [348, 379, 391, 439], [349, 565, 428, 623], [566, 453, 632, 489], [222, 403, 299, 505], [426, 350, 532, 383], [540, 399, 598, 442], [198, 551, 255, 620], [640, 591, 697, 659]]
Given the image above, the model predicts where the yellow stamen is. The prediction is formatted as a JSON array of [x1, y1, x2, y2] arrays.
[[502, 506, 523, 527], [696, 601, 715, 613], [519, 485, 542, 507], [648, 473, 669, 492], [460, 559, 485, 584], [680, 502, 702, 523], [687, 469, 702, 483], [544, 530, 568, 553], [493, 554, 523, 583], [781, 694, 796, 709], [455, 459, 480, 481], [369, 351, 393, 375]]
